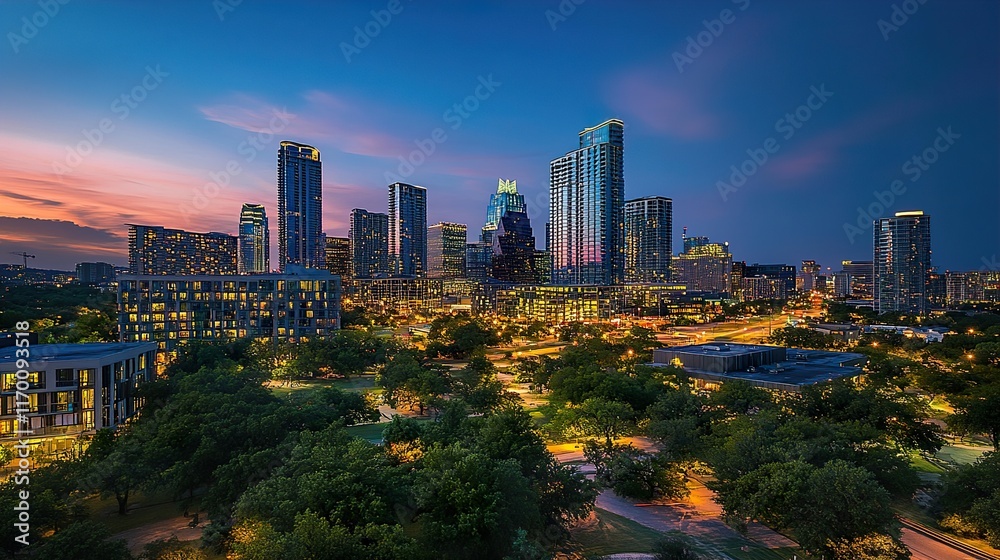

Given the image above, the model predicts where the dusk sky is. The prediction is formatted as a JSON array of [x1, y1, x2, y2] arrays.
[[1, 0, 997, 272]]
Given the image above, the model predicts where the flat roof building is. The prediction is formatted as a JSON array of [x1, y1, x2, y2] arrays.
[[0, 342, 157, 458], [651, 342, 867, 392]]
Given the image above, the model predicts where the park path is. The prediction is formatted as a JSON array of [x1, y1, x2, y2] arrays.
[[112, 515, 204, 553]]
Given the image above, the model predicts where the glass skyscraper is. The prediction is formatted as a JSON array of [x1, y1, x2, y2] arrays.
[[625, 196, 672, 283], [238, 203, 269, 274], [349, 209, 389, 279], [278, 141, 324, 271], [388, 182, 427, 277], [427, 222, 467, 279], [325, 236, 352, 284], [482, 178, 526, 244], [874, 211, 932, 314], [492, 211, 536, 284], [549, 119, 625, 285]]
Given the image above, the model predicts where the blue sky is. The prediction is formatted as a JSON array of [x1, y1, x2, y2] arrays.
[[0, 0, 997, 272]]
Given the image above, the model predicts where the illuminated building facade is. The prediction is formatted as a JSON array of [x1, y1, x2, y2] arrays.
[[388, 182, 427, 277], [118, 267, 340, 364], [76, 262, 116, 285], [674, 238, 732, 294], [549, 119, 625, 285], [625, 196, 672, 283], [349, 209, 389, 279], [128, 224, 238, 275], [325, 236, 352, 284], [482, 178, 527, 244], [0, 342, 157, 457], [427, 222, 468, 279], [238, 203, 270, 274], [278, 141, 324, 271], [874, 211, 932, 314]]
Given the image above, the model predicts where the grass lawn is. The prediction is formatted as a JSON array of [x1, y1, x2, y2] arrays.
[[269, 375, 377, 398], [345, 417, 433, 443], [569, 507, 667, 555], [87, 491, 187, 534], [910, 451, 947, 474], [935, 442, 988, 466]]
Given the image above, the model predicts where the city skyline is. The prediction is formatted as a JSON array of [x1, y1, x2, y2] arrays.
[[0, 2, 997, 272]]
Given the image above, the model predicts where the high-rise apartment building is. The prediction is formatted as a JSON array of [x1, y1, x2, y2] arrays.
[[388, 182, 427, 277], [625, 196, 672, 283], [278, 141, 324, 271], [482, 178, 527, 244], [799, 260, 820, 293], [745, 264, 797, 299], [128, 224, 238, 275], [349, 209, 389, 279], [874, 211, 932, 314], [465, 242, 493, 282], [549, 119, 625, 285], [427, 222, 467, 279], [76, 262, 116, 285], [325, 236, 352, 284], [238, 203, 269, 273]]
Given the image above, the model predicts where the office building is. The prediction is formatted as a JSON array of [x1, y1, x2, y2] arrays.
[[838, 260, 874, 299], [118, 267, 340, 365], [238, 203, 270, 274], [742, 276, 788, 301], [550, 119, 625, 285], [492, 211, 536, 284], [76, 262, 116, 285], [0, 342, 157, 457], [625, 196, 672, 283], [534, 250, 552, 284], [388, 182, 427, 277], [874, 211, 932, 315], [427, 222, 468, 279], [128, 224, 238, 275], [674, 238, 732, 294], [349, 209, 389, 279], [482, 178, 527, 244], [325, 236, 352, 284], [744, 264, 797, 299], [682, 230, 710, 254], [278, 141, 324, 271], [799, 260, 820, 293], [465, 242, 493, 282]]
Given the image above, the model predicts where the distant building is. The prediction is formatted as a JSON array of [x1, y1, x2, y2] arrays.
[[652, 342, 867, 393], [744, 264, 797, 300], [128, 224, 237, 275], [683, 232, 710, 254], [76, 262, 116, 285], [625, 196, 672, 283], [799, 260, 820, 293], [839, 260, 874, 299], [492, 211, 536, 284], [118, 267, 340, 365], [730, 261, 746, 301], [349, 209, 389, 279], [674, 236, 731, 294], [742, 276, 787, 301], [325, 236, 352, 284], [534, 250, 552, 284], [491, 283, 712, 323], [465, 242, 493, 282], [388, 182, 427, 277], [482, 179, 527, 244], [874, 211, 932, 314], [427, 222, 467, 279], [278, 141, 324, 271], [550, 119, 625, 285], [238, 203, 270, 274], [0, 342, 157, 457]]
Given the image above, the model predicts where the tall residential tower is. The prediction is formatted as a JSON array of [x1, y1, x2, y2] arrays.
[[624, 196, 672, 283], [549, 119, 625, 285], [874, 211, 932, 314], [238, 203, 269, 273], [349, 209, 389, 279], [278, 141, 324, 271], [388, 182, 427, 277]]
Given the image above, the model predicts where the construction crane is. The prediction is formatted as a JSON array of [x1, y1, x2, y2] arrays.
[[9, 252, 35, 268]]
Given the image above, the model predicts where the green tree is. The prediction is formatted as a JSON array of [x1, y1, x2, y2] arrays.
[[653, 536, 702, 560], [32, 521, 133, 560], [826, 534, 911, 560], [949, 383, 1000, 451]]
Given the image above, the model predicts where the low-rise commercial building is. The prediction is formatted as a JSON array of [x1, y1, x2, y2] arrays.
[[651, 342, 867, 392]]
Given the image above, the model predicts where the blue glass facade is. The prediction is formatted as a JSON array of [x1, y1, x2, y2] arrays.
[[388, 182, 427, 277], [482, 178, 527, 244], [278, 141, 324, 271], [238, 203, 269, 274], [549, 119, 625, 285]]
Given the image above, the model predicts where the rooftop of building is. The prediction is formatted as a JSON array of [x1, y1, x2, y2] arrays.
[[0, 342, 156, 364], [652, 342, 867, 391]]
